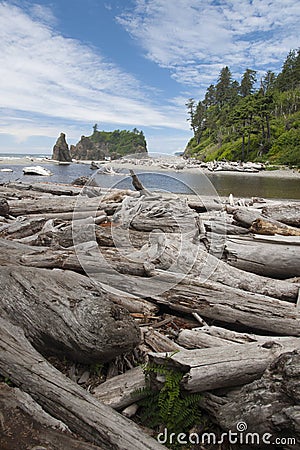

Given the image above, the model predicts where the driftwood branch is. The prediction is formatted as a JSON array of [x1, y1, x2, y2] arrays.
[[0, 317, 164, 450]]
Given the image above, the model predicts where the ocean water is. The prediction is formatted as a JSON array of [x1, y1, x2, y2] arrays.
[[0, 156, 299, 199]]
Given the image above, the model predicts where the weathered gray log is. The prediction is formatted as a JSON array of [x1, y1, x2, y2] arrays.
[[232, 207, 263, 227], [224, 235, 300, 278], [3, 181, 82, 196], [0, 383, 103, 450], [201, 350, 300, 448], [177, 327, 296, 349], [16, 234, 299, 302], [8, 196, 102, 216], [89, 269, 300, 336], [0, 215, 46, 239], [262, 202, 300, 227], [0, 317, 164, 450], [232, 207, 300, 235], [204, 219, 249, 235], [23, 209, 107, 222], [0, 265, 140, 363], [114, 195, 198, 232], [148, 233, 299, 301], [149, 338, 300, 392], [93, 366, 146, 410], [143, 328, 183, 353], [188, 200, 223, 212], [98, 283, 158, 315]]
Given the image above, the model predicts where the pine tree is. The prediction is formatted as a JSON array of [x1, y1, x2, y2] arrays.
[[240, 69, 257, 97], [216, 66, 233, 107]]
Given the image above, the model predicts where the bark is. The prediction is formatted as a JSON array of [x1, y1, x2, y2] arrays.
[[0, 265, 140, 364], [0, 383, 103, 450], [224, 235, 300, 278], [250, 217, 300, 236], [148, 338, 300, 392], [0, 317, 164, 450], [201, 350, 300, 448]]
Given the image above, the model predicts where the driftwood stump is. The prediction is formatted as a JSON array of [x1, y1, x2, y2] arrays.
[[0, 265, 140, 363]]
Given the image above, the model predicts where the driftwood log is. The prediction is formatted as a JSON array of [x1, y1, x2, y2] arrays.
[[201, 350, 300, 448], [224, 235, 300, 278], [0, 265, 140, 363], [176, 326, 297, 349], [0, 383, 103, 450], [149, 338, 300, 392], [93, 366, 146, 410], [4, 236, 299, 335], [250, 217, 300, 236], [261, 202, 300, 227], [0, 317, 164, 450], [232, 207, 300, 235]]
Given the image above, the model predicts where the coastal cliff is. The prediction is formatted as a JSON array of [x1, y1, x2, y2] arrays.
[[70, 128, 148, 160]]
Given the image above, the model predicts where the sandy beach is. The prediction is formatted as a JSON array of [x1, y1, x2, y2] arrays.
[[1, 155, 299, 180]]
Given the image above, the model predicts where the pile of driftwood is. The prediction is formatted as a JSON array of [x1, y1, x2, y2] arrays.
[[0, 176, 299, 449]]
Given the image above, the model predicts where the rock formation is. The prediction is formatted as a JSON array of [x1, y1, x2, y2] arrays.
[[70, 136, 106, 161], [70, 129, 148, 160], [52, 133, 72, 162]]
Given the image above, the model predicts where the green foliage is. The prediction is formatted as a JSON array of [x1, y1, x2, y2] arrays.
[[136, 360, 202, 449], [185, 49, 300, 165], [90, 128, 147, 157], [268, 128, 300, 166], [90, 362, 104, 377]]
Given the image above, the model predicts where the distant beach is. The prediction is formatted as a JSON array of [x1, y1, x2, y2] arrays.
[[0, 154, 299, 180]]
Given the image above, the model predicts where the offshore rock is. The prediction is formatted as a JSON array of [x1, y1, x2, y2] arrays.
[[52, 133, 72, 162]]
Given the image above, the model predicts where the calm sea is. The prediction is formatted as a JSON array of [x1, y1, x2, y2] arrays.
[[0, 154, 299, 200]]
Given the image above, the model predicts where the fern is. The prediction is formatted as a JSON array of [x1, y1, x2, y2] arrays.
[[136, 359, 203, 449]]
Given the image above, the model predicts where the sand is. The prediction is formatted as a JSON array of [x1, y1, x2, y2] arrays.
[[0, 156, 299, 179]]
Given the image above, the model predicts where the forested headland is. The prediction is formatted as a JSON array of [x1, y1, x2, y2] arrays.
[[70, 125, 147, 160], [184, 49, 300, 166]]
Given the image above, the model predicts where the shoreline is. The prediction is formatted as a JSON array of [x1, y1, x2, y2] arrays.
[[0, 156, 300, 180]]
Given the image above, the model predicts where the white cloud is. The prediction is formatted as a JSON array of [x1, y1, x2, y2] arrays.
[[0, 1, 188, 144], [117, 0, 300, 88]]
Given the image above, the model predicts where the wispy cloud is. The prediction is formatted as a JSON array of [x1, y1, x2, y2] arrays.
[[0, 1, 187, 143], [117, 0, 300, 88]]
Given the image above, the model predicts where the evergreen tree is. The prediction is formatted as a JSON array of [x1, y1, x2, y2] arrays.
[[185, 98, 197, 135], [240, 69, 257, 97], [261, 70, 276, 94], [203, 84, 216, 107], [276, 49, 300, 91], [216, 66, 233, 107]]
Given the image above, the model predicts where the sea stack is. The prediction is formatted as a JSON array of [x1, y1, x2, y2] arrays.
[[52, 133, 72, 162]]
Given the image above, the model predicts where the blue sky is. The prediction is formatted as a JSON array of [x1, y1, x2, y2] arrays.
[[0, 0, 299, 155]]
